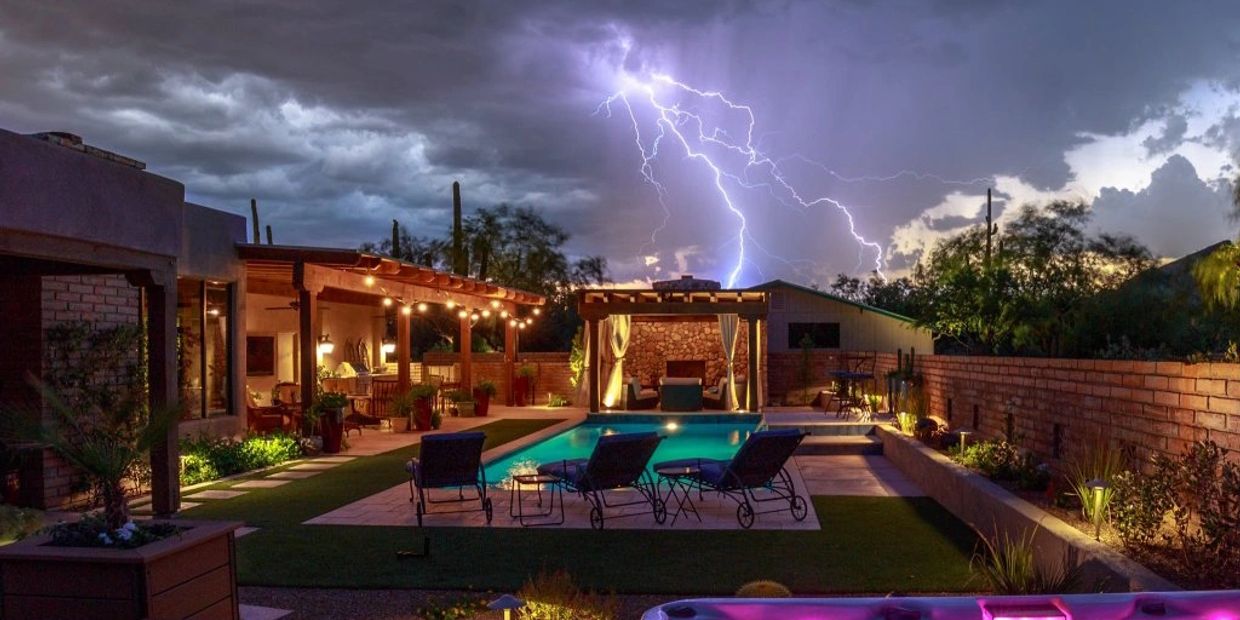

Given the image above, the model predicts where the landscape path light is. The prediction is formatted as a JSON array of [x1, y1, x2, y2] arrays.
[[1086, 478, 1110, 540], [488, 594, 525, 620]]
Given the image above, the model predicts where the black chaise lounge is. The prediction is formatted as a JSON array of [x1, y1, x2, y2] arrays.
[[671, 428, 809, 528], [405, 431, 493, 526], [537, 431, 667, 530]]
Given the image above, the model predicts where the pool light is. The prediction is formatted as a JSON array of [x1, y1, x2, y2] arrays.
[[665, 422, 679, 431]]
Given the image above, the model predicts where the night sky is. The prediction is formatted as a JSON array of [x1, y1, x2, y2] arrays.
[[3, 1, 1240, 286]]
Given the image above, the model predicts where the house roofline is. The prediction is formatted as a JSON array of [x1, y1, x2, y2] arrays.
[[748, 279, 919, 324]]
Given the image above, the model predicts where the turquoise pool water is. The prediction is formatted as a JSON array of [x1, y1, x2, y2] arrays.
[[483, 418, 761, 487]]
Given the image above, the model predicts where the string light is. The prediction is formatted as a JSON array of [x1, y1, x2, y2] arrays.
[[490, 300, 501, 309], [457, 309, 468, 319], [470, 312, 480, 321], [481, 309, 491, 318], [383, 297, 393, 307], [364, 275, 376, 287], [417, 302, 428, 313], [509, 319, 518, 327], [446, 300, 456, 310], [401, 305, 412, 316], [532, 307, 541, 316], [500, 310, 509, 318]]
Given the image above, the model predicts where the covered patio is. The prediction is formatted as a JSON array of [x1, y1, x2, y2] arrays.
[[238, 245, 545, 429], [578, 286, 769, 413]]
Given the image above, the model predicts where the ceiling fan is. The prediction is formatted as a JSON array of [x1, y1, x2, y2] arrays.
[[264, 300, 332, 311]]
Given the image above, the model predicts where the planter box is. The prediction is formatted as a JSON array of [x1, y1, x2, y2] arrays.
[[875, 426, 1176, 593], [0, 519, 242, 619]]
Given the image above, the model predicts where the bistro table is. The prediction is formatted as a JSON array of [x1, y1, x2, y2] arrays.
[[654, 462, 702, 526], [508, 473, 564, 527]]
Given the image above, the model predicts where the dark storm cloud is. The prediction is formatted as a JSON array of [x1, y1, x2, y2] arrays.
[[2, 0, 1240, 285]]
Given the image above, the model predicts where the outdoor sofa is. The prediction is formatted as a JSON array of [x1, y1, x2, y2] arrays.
[[660, 377, 703, 411]]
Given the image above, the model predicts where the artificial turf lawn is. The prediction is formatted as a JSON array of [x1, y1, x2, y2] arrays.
[[181, 418, 980, 595]]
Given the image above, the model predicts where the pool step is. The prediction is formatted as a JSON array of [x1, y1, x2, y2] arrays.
[[795, 435, 883, 456]]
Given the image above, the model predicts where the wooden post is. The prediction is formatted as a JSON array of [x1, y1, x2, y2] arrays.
[[587, 318, 601, 412], [143, 273, 179, 516], [459, 313, 473, 390], [747, 317, 760, 411], [397, 308, 411, 393], [504, 319, 517, 406], [297, 289, 319, 412]]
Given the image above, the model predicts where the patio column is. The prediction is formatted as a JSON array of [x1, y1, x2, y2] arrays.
[[587, 318, 601, 412], [397, 307, 411, 393], [294, 263, 323, 412], [747, 317, 760, 411], [139, 270, 180, 516], [504, 319, 517, 406], [459, 313, 473, 390]]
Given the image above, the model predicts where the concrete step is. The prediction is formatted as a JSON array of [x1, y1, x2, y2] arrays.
[[768, 422, 877, 436], [795, 435, 883, 456]]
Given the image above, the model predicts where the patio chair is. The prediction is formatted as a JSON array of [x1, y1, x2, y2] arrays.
[[703, 375, 747, 410], [625, 376, 659, 410], [245, 389, 289, 435], [536, 432, 667, 530], [404, 431, 493, 526], [670, 428, 809, 528]]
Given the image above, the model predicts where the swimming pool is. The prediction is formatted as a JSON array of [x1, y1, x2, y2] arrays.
[[483, 415, 763, 487]]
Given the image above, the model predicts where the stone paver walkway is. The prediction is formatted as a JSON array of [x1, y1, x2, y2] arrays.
[[794, 455, 924, 497]]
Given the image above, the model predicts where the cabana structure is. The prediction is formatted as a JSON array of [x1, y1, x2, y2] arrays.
[[578, 287, 769, 413], [239, 245, 545, 411]]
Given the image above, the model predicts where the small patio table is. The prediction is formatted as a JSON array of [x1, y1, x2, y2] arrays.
[[654, 463, 702, 526], [508, 473, 564, 527]]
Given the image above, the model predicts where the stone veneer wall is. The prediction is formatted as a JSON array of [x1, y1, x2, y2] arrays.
[[872, 353, 1240, 466], [625, 319, 750, 388]]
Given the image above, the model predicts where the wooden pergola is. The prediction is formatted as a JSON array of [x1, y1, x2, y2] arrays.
[[239, 245, 545, 408], [577, 288, 770, 412]]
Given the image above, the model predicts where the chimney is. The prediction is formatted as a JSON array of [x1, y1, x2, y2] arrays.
[[27, 132, 146, 170]]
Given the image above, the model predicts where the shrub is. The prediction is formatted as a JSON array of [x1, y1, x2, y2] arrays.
[[971, 527, 1083, 595], [517, 569, 617, 620], [735, 580, 792, 598], [548, 394, 571, 407], [1110, 468, 1172, 549], [415, 594, 489, 620], [955, 440, 1020, 479], [179, 432, 303, 486], [475, 380, 499, 397], [895, 411, 917, 435], [0, 505, 43, 545]]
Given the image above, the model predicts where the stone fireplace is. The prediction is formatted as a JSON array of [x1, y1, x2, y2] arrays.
[[666, 359, 707, 383]]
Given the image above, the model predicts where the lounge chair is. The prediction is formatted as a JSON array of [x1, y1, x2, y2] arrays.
[[537, 432, 667, 530], [625, 377, 659, 410], [405, 431, 493, 526], [660, 377, 703, 411], [669, 428, 808, 528]]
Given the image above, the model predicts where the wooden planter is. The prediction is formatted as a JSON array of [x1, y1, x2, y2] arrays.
[[0, 519, 242, 619]]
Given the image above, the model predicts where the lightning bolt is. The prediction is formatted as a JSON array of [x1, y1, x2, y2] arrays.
[[600, 71, 894, 287]]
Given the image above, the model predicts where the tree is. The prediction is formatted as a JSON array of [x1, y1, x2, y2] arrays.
[[894, 200, 1152, 356], [1193, 171, 1240, 311]]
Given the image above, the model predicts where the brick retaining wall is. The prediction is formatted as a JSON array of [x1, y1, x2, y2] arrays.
[[875, 353, 1240, 465]]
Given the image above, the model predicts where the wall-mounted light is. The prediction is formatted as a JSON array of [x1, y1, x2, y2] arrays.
[[381, 337, 396, 354], [318, 334, 335, 355], [207, 307, 221, 317]]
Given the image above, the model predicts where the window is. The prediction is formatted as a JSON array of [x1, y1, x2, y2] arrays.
[[788, 322, 840, 349], [177, 279, 233, 419]]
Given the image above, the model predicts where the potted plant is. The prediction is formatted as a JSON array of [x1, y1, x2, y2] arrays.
[[514, 365, 536, 406], [473, 380, 498, 417], [447, 389, 475, 417], [389, 390, 416, 432], [0, 381, 242, 617], [315, 391, 349, 454], [409, 383, 438, 431]]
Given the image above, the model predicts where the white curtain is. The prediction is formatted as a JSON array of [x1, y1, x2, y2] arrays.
[[718, 314, 740, 411], [602, 315, 632, 408]]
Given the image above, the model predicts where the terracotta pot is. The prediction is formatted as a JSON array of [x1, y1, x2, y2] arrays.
[[514, 376, 531, 406], [389, 416, 410, 432], [0, 519, 242, 619], [413, 398, 434, 431], [320, 408, 345, 454], [472, 389, 491, 417]]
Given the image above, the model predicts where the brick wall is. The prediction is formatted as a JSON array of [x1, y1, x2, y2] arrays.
[[35, 274, 143, 509], [878, 353, 1240, 466]]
